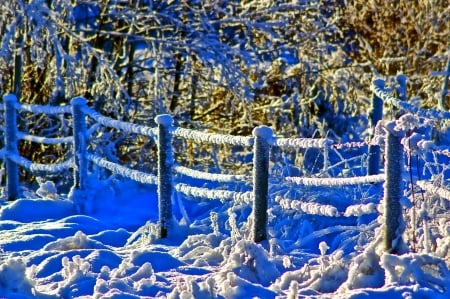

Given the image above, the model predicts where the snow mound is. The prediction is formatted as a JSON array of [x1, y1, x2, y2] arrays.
[[0, 198, 75, 222], [44, 231, 109, 251]]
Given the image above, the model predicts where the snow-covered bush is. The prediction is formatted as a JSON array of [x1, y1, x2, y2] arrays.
[[219, 239, 280, 287], [0, 258, 36, 298], [381, 253, 450, 294], [36, 179, 58, 200], [274, 242, 347, 295]]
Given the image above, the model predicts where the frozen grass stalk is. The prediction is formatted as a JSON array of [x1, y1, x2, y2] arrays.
[[383, 124, 405, 253], [155, 114, 174, 238], [3, 94, 20, 200], [252, 125, 273, 243], [368, 79, 384, 175]]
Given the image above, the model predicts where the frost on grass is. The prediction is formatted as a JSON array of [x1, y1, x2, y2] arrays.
[[167, 276, 217, 299], [273, 242, 347, 295], [218, 239, 280, 287], [59, 255, 95, 299], [173, 233, 227, 267], [381, 253, 450, 294]]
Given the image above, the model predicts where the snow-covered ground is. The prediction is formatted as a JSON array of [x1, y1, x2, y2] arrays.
[[1, 167, 450, 299]]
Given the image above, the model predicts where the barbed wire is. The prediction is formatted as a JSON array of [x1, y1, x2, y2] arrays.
[[331, 141, 368, 150]]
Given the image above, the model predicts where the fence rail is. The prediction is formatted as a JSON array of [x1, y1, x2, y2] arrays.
[[1, 76, 448, 248]]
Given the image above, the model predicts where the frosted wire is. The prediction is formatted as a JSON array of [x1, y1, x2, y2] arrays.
[[344, 203, 378, 217], [16, 103, 72, 114], [372, 86, 450, 119], [284, 174, 385, 187], [8, 153, 74, 173], [174, 165, 251, 183], [87, 154, 158, 185], [274, 137, 333, 149], [278, 197, 339, 217], [172, 127, 254, 146], [82, 106, 157, 139], [175, 183, 253, 203], [17, 131, 73, 144], [417, 181, 450, 201]]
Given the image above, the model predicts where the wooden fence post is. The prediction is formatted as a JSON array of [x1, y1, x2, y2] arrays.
[[3, 94, 20, 200], [368, 79, 384, 175], [383, 123, 405, 253], [252, 125, 273, 243], [71, 97, 88, 193], [439, 57, 450, 110], [396, 74, 407, 102], [155, 114, 174, 238]]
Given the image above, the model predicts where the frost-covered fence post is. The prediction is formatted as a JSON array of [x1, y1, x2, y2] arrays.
[[71, 97, 88, 192], [383, 122, 405, 253], [439, 58, 450, 110], [396, 74, 407, 102], [155, 114, 174, 238], [3, 94, 20, 200], [368, 79, 384, 175], [252, 125, 273, 243]]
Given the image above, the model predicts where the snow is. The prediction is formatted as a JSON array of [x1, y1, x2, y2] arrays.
[[1, 170, 449, 299], [252, 125, 274, 141], [154, 114, 173, 127]]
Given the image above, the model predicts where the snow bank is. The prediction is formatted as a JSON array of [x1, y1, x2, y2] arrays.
[[0, 198, 75, 222]]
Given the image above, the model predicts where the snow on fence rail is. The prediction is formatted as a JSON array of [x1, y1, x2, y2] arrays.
[[1, 85, 428, 247]]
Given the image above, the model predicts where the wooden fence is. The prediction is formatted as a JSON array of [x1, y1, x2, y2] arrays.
[[2, 76, 447, 251]]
